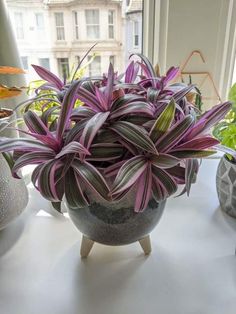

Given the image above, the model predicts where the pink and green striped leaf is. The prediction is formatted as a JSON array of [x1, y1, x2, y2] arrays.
[[149, 98, 176, 142], [134, 163, 152, 212], [72, 159, 110, 200], [110, 121, 158, 154], [65, 169, 89, 209], [111, 156, 147, 195]]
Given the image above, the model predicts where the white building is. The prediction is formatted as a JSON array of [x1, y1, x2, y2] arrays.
[[6, 0, 125, 81], [123, 0, 142, 64]]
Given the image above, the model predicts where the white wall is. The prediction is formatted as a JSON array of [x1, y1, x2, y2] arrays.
[[150, 0, 236, 109]]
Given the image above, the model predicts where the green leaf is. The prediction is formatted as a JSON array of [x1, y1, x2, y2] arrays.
[[150, 153, 180, 169], [110, 121, 157, 154], [72, 159, 110, 200], [150, 98, 176, 142], [65, 169, 89, 209], [112, 156, 147, 195], [88, 143, 124, 161], [152, 166, 177, 197], [156, 115, 194, 152], [80, 111, 110, 149], [170, 150, 216, 159]]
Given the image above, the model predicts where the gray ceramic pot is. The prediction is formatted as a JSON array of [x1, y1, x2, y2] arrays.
[[0, 109, 28, 229], [67, 193, 166, 246], [216, 155, 236, 218], [0, 154, 28, 230]]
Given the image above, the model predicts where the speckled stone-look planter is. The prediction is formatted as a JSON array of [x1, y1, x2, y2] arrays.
[[216, 155, 236, 218], [0, 154, 28, 230], [0, 109, 28, 230], [67, 193, 166, 247]]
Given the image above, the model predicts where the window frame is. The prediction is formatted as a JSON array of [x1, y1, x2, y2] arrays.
[[57, 57, 69, 80], [73, 11, 79, 40], [54, 12, 65, 41], [85, 9, 100, 40], [108, 10, 115, 39], [88, 55, 101, 76], [133, 20, 139, 48]]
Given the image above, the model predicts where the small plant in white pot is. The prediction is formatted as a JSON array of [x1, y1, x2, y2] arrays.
[[0, 54, 231, 255]]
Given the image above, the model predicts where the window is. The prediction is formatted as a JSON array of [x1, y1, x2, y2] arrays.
[[35, 13, 44, 40], [109, 55, 115, 67], [134, 21, 139, 47], [55, 12, 65, 40], [58, 58, 69, 79], [88, 56, 101, 76], [85, 10, 100, 39], [14, 12, 24, 39], [35, 13, 44, 30], [73, 11, 79, 40], [108, 10, 114, 39], [21, 56, 28, 70], [39, 58, 50, 70]]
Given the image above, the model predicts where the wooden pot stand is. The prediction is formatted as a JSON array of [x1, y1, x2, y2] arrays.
[[80, 234, 152, 258]]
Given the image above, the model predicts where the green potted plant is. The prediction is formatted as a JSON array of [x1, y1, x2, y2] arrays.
[[0, 66, 28, 229], [214, 83, 236, 218], [0, 54, 231, 255]]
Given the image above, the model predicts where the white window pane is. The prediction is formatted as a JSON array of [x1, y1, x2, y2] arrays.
[[108, 10, 114, 24], [134, 21, 139, 46], [88, 56, 101, 76], [55, 12, 64, 26], [85, 10, 99, 24], [55, 13, 65, 40], [35, 13, 44, 29], [73, 11, 79, 39], [58, 58, 69, 79], [109, 25, 114, 39], [39, 58, 50, 70], [56, 27, 65, 40], [87, 25, 99, 39], [85, 9, 100, 39]]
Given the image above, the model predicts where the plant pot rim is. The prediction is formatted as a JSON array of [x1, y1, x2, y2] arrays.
[[222, 154, 236, 166], [0, 108, 14, 122]]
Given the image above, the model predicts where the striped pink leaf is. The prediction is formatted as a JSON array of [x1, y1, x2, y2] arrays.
[[111, 156, 147, 195], [32, 64, 64, 90], [72, 159, 110, 200], [134, 163, 152, 212]]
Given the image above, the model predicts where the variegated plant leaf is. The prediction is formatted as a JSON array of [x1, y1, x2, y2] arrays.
[[110, 121, 157, 154], [149, 98, 176, 142]]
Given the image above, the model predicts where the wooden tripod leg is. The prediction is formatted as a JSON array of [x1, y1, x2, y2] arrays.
[[80, 235, 94, 258], [139, 235, 152, 255]]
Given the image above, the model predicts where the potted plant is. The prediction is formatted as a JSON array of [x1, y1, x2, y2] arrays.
[[214, 83, 236, 218], [0, 54, 231, 255], [0, 66, 28, 229]]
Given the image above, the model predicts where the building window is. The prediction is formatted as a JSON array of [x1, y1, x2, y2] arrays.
[[134, 20, 139, 47], [73, 11, 79, 40], [21, 56, 28, 70], [39, 58, 50, 70], [58, 58, 69, 80], [14, 12, 24, 40], [109, 55, 115, 67], [35, 13, 44, 40], [88, 56, 101, 76], [85, 10, 100, 39], [55, 12, 65, 40], [108, 10, 114, 39], [35, 13, 44, 30]]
